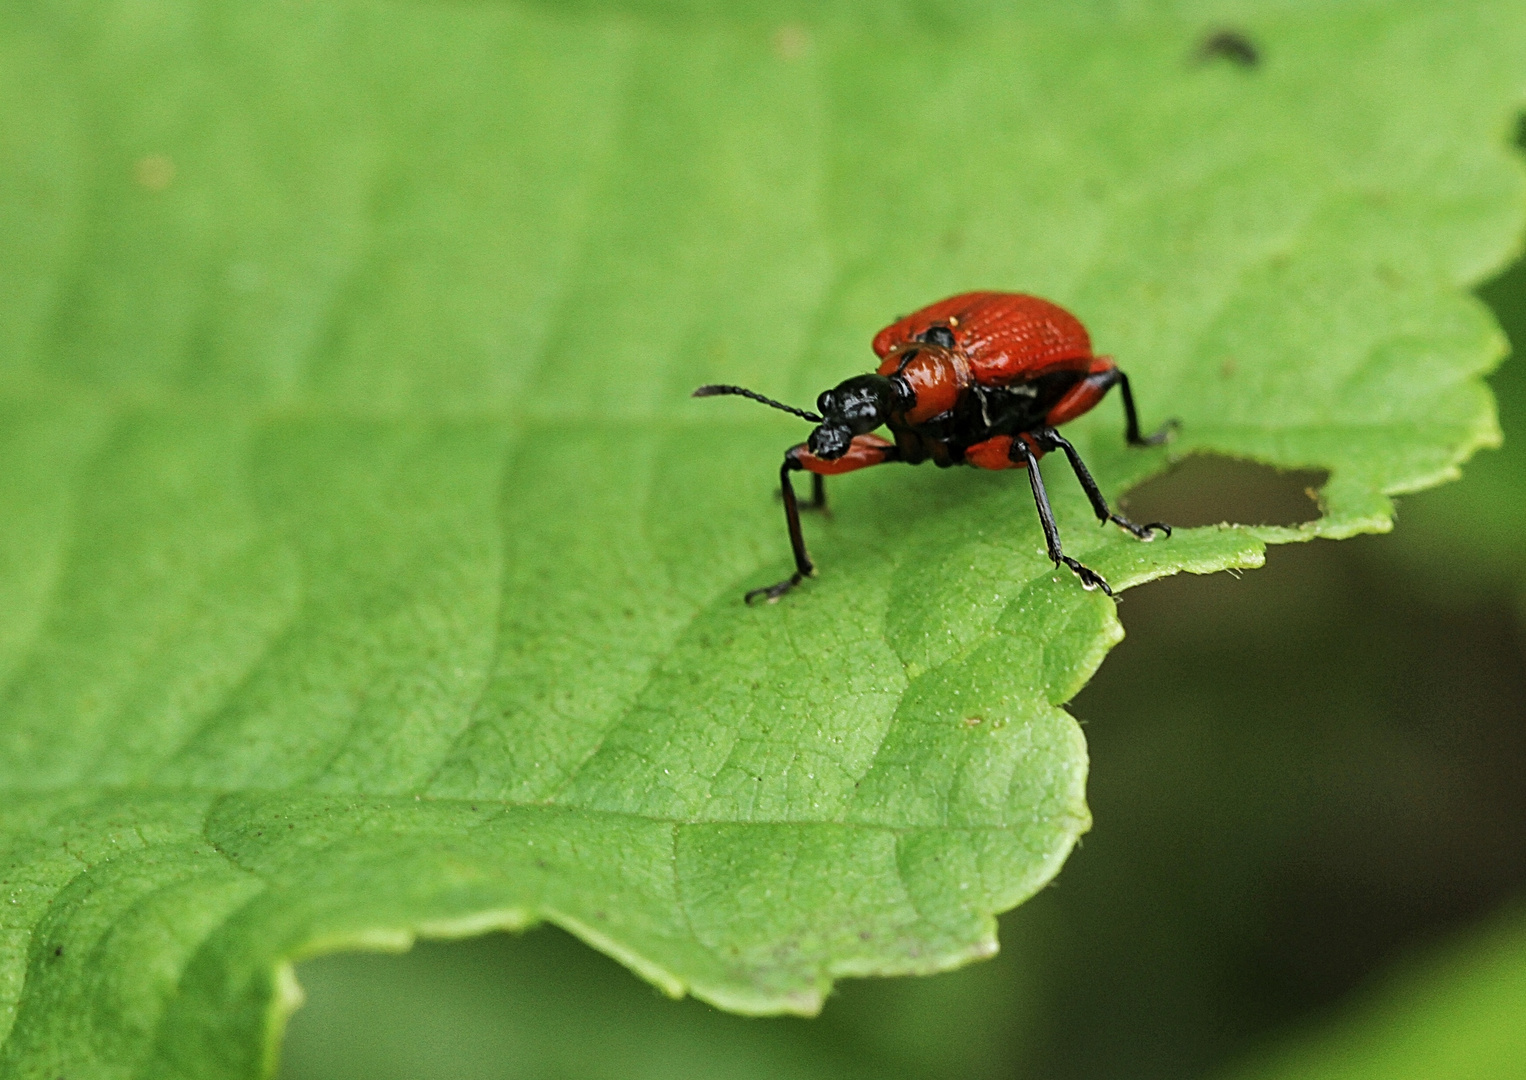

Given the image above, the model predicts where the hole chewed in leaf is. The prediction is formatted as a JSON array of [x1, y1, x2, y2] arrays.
[[1120, 455, 1327, 529]]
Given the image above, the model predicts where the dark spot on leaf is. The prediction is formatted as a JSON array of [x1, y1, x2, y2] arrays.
[[1121, 455, 1326, 528], [53, 946, 62, 957], [1195, 28, 1260, 67]]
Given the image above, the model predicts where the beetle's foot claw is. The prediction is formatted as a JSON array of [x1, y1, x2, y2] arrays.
[[1110, 514, 1172, 541], [1058, 556, 1113, 597], [1131, 418, 1180, 447], [745, 573, 806, 604]]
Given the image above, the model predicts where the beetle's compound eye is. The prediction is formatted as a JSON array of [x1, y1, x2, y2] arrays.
[[917, 325, 956, 350], [808, 422, 853, 460]]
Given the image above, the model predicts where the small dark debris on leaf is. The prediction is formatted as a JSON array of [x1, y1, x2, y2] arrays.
[[53, 945, 63, 957], [1195, 28, 1260, 68]]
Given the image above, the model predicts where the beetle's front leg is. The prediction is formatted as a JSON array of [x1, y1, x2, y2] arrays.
[[746, 436, 897, 604], [747, 454, 814, 604], [805, 473, 827, 511], [778, 471, 828, 513]]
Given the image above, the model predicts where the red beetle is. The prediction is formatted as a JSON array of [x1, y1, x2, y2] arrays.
[[696, 292, 1175, 603]]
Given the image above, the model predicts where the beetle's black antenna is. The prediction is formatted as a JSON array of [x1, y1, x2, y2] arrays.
[[692, 384, 823, 423]]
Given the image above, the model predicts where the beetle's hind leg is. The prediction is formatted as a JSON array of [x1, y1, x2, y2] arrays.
[[1009, 436, 1113, 596], [1032, 428, 1171, 541], [1045, 362, 1178, 447], [1113, 368, 1179, 447]]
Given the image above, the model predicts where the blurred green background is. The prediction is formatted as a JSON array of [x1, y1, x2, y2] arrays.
[[276, 216, 1526, 1080]]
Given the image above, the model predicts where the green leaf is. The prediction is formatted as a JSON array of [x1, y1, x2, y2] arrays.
[[1, 1, 1524, 1075], [1385, 255, 1526, 606]]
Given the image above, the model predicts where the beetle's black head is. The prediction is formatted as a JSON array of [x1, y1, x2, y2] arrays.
[[809, 374, 906, 460]]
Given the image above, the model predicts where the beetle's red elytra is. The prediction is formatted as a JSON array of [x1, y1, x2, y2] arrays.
[[695, 292, 1177, 603]]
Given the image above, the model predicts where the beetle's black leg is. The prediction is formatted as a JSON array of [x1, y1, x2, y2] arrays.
[[1010, 437, 1113, 596], [1113, 369, 1178, 447], [779, 471, 828, 512], [1032, 428, 1171, 541], [747, 453, 815, 604], [746, 437, 899, 604]]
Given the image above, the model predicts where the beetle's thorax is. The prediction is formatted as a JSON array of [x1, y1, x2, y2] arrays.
[[875, 343, 972, 424]]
